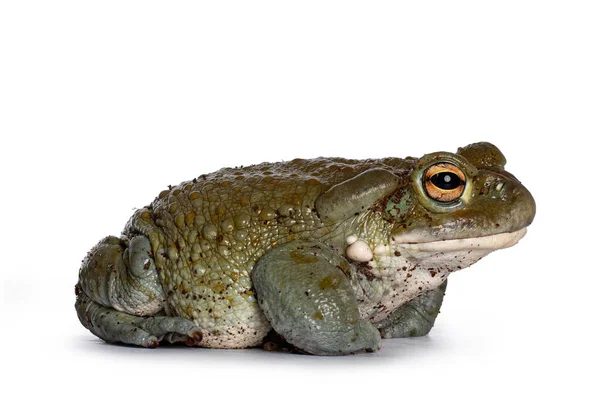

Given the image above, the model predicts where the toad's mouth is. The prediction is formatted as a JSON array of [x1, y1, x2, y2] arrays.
[[392, 228, 528, 253]]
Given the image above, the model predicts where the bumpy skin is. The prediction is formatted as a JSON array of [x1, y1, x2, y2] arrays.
[[75, 142, 536, 354]]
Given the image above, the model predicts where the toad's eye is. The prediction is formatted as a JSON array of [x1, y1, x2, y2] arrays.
[[423, 163, 466, 203]]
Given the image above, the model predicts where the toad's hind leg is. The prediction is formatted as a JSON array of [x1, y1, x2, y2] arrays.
[[75, 292, 202, 347], [252, 240, 381, 356], [75, 235, 202, 347], [375, 280, 447, 338]]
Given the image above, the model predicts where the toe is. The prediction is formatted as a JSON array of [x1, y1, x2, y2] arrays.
[[183, 328, 203, 346]]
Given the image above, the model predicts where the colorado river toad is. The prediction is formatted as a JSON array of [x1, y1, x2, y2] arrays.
[[75, 142, 535, 355]]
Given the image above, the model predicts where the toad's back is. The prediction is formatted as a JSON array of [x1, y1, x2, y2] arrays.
[[122, 157, 413, 348]]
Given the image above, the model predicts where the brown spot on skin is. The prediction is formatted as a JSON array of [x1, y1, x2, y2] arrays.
[[290, 249, 319, 264], [319, 275, 340, 289], [286, 233, 297, 241], [429, 270, 437, 277], [313, 311, 324, 320], [394, 251, 401, 257], [357, 262, 376, 281], [337, 260, 350, 274], [213, 284, 225, 293], [185, 211, 196, 225]]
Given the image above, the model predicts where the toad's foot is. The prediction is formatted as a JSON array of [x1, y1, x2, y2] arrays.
[[75, 291, 202, 347]]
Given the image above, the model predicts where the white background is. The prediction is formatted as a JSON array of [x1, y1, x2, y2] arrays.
[[1, 1, 598, 399]]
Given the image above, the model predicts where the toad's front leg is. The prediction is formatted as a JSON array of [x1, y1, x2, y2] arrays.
[[375, 280, 447, 338], [252, 241, 381, 356]]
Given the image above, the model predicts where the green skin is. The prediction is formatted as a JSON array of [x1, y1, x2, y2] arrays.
[[75, 142, 535, 355]]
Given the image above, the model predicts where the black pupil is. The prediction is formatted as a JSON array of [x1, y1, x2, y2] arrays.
[[430, 172, 462, 190]]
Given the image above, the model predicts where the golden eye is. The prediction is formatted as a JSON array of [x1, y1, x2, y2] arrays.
[[423, 163, 466, 203]]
